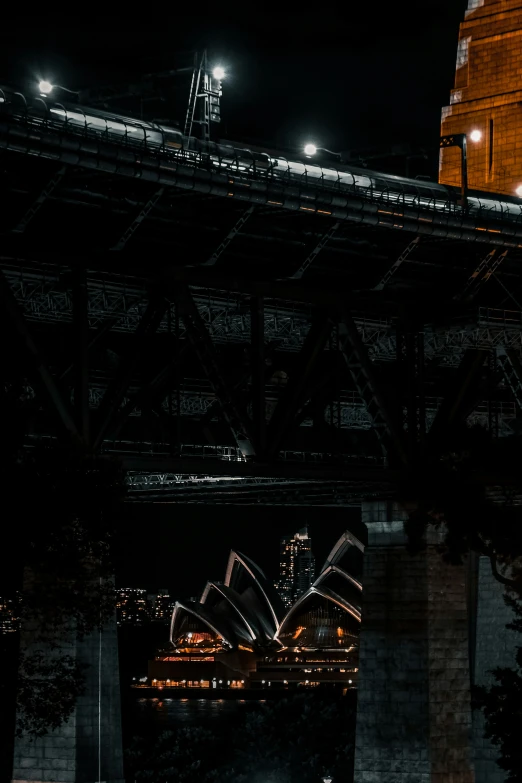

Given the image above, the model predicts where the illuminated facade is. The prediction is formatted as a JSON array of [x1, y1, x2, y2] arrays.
[[115, 587, 149, 625], [277, 526, 315, 608], [146, 533, 362, 691], [150, 589, 175, 623], [0, 594, 20, 634], [439, 0, 522, 197]]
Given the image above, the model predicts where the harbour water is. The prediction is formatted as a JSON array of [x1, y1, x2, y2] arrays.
[[131, 696, 247, 729]]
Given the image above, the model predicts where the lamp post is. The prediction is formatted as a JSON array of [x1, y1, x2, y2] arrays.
[[304, 143, 340, 160], [440, 133, 468, 207], [38, 80, 79, 99], [439, 130, 482, 208]]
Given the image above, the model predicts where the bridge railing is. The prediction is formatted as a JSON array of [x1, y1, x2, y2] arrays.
[[2, 87, 522, 234]]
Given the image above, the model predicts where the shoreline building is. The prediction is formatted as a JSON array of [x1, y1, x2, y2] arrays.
[[277, 526, 315, 609]]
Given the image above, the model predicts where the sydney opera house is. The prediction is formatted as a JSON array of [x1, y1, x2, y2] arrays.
[[148, 530, 363, 691]]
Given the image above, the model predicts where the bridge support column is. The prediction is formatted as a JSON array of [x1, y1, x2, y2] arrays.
[[472, 556, 517, 783], [12, 574, 124, 783], [354, 501, 475, 783]]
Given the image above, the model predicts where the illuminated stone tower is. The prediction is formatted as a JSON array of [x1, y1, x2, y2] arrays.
[[439, 0, 522, 197]]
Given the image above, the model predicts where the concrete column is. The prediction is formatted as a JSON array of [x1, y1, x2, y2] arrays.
[[12, 576, 124, 783], [472, 556, 518, 783], [354, 501, 475, 783]]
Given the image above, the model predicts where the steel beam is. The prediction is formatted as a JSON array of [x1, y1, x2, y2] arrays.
[[112, 187, 165, 250], [12, 166, 66, 234], [374, 237, 420, 291], [203, 205, 256, 266], [395, 325, 426, 459], [497, 347, 522, 411], [428, 349, 489, 444], [0, 269, 79, 442], [72, 267, 90, 445], [266, 315, 334, 459], [93, 296, 169, 450], [289, 222, 340, 279], [339, 309, 407, 464], [178, 285, 255, 456], [250, 296, 266, 456], [458, 249, 508, 301]]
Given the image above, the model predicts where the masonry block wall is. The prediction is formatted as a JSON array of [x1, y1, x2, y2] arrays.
[[439, 0, 522, 196], [12, 572, 124, 783], [354, 502, 475, 783], [473, 556, 518, 783]]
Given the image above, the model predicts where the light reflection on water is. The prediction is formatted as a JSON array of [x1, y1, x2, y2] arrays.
[[132, 697, 246, 727]]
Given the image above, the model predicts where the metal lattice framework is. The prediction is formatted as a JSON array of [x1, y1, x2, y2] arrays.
[[1, 88, 522, 502]]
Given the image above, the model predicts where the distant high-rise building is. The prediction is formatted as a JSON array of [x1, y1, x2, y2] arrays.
[[151, 589, 175, 623], [277, 527, 315, 608], [115, 588, 149, 625], [0, 593, 21, 634]]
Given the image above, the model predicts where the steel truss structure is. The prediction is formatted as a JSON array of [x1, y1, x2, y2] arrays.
[[1, 89, 522, 502]]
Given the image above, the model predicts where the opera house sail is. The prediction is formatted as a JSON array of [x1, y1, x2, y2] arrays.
[[149, 532, 363, 691]]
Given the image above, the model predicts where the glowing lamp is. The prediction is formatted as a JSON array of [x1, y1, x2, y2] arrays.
[[516, 185, 522, 198], [470, 130, 482, 142], [304, 143, 317, 156], [212, 66, 225, 80], [38, 80, 53, 95]]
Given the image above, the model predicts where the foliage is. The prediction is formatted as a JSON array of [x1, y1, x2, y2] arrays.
[[15, 651, 86, 737], [403, 425, 522, 781], [125, 692, 356, 783], [403, 425, 522, 594], [12, 450, 126, 737], [0, 380, 128, 736], [474, 594, 522, 783]]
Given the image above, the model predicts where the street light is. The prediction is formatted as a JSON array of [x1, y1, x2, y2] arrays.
[[38, 80, 53, 95], [212, 66, 225, 80], [38, 80, 79, 98], [304, 143, 340, 160], [440, 130, 483, 207]]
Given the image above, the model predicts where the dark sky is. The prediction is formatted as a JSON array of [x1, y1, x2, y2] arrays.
[[0, 2, 468, 152], [118, 503, 365, 599], [0, 1, 468, 597]]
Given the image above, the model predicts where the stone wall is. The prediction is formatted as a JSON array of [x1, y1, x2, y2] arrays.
[[354, 501, 475, 782], [12, 573, 124, 783], [473, 556, 518, 783], [439, 0, 522, 196]]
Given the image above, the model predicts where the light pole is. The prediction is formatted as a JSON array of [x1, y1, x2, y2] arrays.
[[439, 130, 482, 208], [38, 80, 79, 98], [184, 51, 226, 141], [304, 143, 340, 160]]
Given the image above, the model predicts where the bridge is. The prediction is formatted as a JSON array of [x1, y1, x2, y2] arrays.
[[5, 2, 522, 781]]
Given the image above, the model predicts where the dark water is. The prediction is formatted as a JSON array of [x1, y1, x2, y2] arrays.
[[132, 697, 248, 728]]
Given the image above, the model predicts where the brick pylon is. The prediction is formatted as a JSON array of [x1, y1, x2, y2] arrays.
[[439, 0, 522, 197]]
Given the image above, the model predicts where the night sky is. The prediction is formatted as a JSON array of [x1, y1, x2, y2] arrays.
[[0, 2, 467, 598]]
